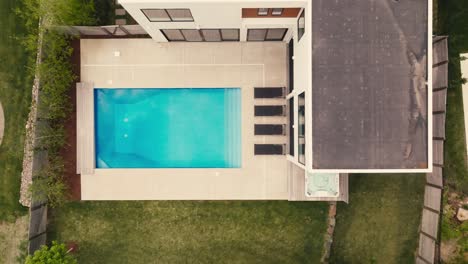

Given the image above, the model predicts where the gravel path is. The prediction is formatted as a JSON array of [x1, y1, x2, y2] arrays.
[[20, 21, 43, 207]]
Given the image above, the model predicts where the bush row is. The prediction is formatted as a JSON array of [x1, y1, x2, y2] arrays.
[[18, 0, 96, 207]]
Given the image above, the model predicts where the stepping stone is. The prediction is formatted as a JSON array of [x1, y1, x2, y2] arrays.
[[457, 208, 468, 221]]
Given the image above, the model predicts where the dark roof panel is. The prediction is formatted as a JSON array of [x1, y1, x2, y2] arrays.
[[312, 0, 428, 169]]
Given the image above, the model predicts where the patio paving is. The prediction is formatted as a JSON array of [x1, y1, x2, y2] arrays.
[[79, 39, 289, 200]]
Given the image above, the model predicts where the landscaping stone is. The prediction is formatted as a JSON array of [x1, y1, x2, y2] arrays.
[[20, 29, 43, 207], [456, 207, 468, 221]]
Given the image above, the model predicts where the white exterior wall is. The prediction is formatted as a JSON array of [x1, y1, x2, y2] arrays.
[[285, 3, 311, 172], [120, 0, 312, 177], [117, 0, 431, 174], [119, 0, 307, 42]]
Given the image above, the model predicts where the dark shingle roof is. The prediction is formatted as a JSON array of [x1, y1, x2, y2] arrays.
[[312, 0, 428, 169]]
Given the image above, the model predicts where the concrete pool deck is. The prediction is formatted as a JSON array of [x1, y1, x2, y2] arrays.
[[78, 39, 289, 200]]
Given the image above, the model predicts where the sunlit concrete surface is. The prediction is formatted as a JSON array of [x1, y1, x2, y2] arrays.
[[79, 39, 290, 200]]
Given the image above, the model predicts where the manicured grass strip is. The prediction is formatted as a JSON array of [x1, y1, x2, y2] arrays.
[[330, 174, 425, 264], [49, 201, 328, 263], [0, 0, 32, 221]]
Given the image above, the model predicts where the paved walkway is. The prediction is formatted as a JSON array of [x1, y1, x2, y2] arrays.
[[0, 101, 4, 146]]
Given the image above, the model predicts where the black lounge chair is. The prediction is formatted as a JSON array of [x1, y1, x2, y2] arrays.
[[254, 105, 285, 116], [254, 124, 285, 135], [254, 144, 285, 155], [254, 87, 285, 99]]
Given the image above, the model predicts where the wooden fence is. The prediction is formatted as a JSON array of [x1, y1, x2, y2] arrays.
[[26, 103, 50, 254], [28, 198, 48, 254], [416, 35, 448, 264]]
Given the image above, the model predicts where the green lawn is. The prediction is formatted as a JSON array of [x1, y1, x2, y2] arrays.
[[49, 201, 328, 263], [0, 0, 32, 221], [0, 0, 35, 262], [330, 174, 425, 264]]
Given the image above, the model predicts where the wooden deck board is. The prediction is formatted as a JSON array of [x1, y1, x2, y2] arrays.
[[432, 64, 448, 89], [424, 186, 442, 212], [433, 37, 448, 65], [433, 140, 444, 166], [426, 166, 443, 187], [418, 233, 436, 263], [421, 209, 439, 239], [433, 89, 447, 112], [433, 114, 446, 139]]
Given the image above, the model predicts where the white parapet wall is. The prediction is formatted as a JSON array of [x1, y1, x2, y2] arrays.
[[118, 0, 307, 42], [461, 53, 468, 160], [117, 0, 313, 174]]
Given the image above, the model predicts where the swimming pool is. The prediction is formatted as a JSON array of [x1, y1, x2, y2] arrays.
[[95, 88, 241, 168]]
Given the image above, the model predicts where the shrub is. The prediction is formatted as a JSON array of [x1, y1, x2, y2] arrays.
[[21, 0, 96, 207], [30, 156, 68, 207], [25, 241, 77, 264]]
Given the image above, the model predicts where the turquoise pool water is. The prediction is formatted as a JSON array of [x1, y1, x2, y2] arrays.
[[95, 88, 241, 168]]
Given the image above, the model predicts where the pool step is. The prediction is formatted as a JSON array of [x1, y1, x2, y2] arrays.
[[225, 88, 241, 168]]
